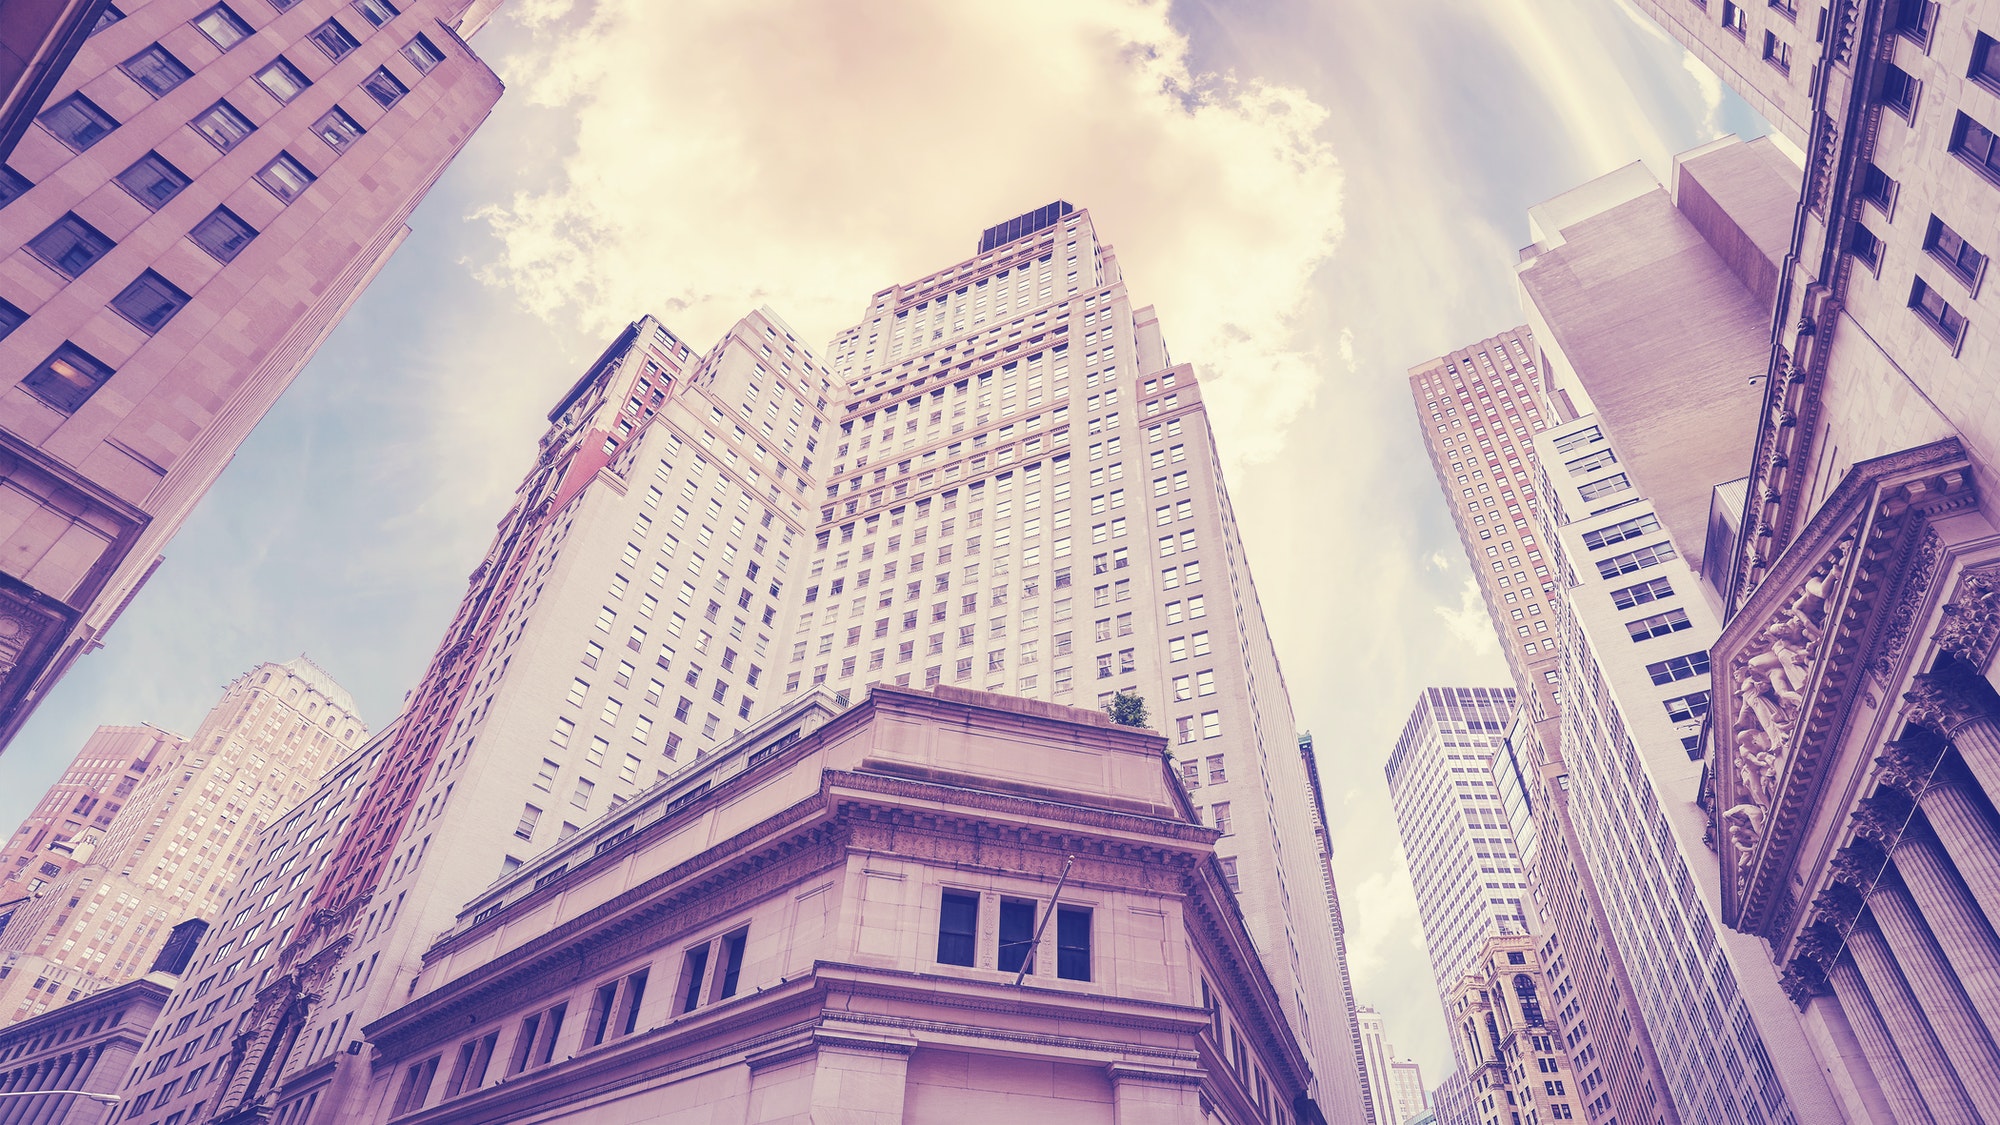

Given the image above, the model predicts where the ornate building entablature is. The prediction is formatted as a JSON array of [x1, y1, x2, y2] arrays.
[[1712, 438, 1996, 936]]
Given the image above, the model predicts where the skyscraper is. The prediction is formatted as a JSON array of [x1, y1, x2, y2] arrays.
[[0, 723, 179, 904], [0, 657, 363, 1025], [794, 203, 1365, 1113], [0, 0, 503, 754], [1384, 687, 1528, 997], [1442, 933, 1584, 1125], [1409, 335, 1677, 1125], [128, 203, 1369, 1123]]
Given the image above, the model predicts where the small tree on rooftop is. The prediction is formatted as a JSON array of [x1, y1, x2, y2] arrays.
[[1106, 690, 1148, 729]]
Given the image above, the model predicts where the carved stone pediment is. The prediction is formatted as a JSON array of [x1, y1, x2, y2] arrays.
[[1711, 441, 1976, 936]]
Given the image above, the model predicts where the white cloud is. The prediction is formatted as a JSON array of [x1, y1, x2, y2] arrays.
[[475, 0, 1343, 464], [1434, 578, 1501, 657]]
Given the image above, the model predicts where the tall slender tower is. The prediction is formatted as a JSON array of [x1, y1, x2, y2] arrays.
[[795, 203, 1368, 1115], [0, 658, 364, 1024], [0, 0, 502, 754]]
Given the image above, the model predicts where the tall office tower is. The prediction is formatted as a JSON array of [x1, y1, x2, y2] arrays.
[[114, 721, 391, 1125], [197, 311, 838, 1125], [1619, 2, 2000, 1117], [1388, 1058, 1426, 1125], [1358, 1006, 1395, 1125], [1407, 329, 1562, 747], [1531, 414, 1844, 1125], [1409, 331, 1677, 1125], [0, 658, 363, 1025], [1383, 687, 1530, 1001], [0, 723, 179, 903], [794, 204, 1367, 1116], [1442, 933, 1585, 1125], [1303, 732, 1373, 1122], [0, 0, 502, 754], [1432, 1070, 1475, 1125]]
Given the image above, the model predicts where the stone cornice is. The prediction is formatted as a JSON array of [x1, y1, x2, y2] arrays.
[[1713, 440, 1973, 933]]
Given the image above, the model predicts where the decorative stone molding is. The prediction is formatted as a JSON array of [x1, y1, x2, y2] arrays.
[[1903, 668, 1994, 737], [1812, 879, 1864, 928], [1934, 565, 2000, 670], [1779, 959, 1827, 1008], [1870, 530, 1944, 680], [1828, 840, 1888, 891], [1875, 731, 1949, 797], [1850, 791, 1913, 848]]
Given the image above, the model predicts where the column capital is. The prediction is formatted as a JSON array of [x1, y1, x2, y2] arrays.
[[1779, 959, 1826, 1008], [1829, 839, 1889, 890], [1875, 729, 1949, 796], [1935, 565, 2000, 669], [1852, 790, 1913, 847], [1903, 668, 1995, 737]]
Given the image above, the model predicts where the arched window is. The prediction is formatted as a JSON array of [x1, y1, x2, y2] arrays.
[[1515, 973, 1546, 1026]]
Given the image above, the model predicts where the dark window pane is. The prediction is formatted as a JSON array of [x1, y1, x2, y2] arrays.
[[312, 106, 365, 151], [0, 299, 25, 341], [363, 66, 408, 108], [678, 946, 708, 1014], [192, 101, 255, 151], [267, 0, 301, 9], [92, 4, 125, 34], [937, 891, 977, 966], [1976, 34, 2000, 91], [1056, 906, 1091, 981], [28, 214, 115, 279], [38, 94, 119, 152], [0, 165, 32, 207], [190, 207, 257, 263], [402, 33, 444, 73], [309, 19, 360, 60], [997, 899, 1034, 974], [122, 45, 193, 96], [110, 271, 192, 334], [194, 5, 253, 49], [115, 153, 190, 210], [1950, 112, 2000, 182], [257, 153, 315, 202], [717, 932, 745, 999], [23, 344, 115, 414], [256, 58, 311, 104], [352, 0, 399, 26]]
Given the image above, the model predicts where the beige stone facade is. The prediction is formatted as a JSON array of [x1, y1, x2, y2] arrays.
[[356, 686, 1329, 1125], [1443, 934, 1581, 1125], [0, 965, 174, 1125], [0, 723, 178, 906], [0, 0, 502, 754]]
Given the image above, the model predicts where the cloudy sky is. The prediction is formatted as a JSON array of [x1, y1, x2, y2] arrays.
[[0, 0, 1768, 1087]]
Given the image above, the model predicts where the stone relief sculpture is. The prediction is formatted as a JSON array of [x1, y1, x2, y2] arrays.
[[1720, 534, 1854, 892]]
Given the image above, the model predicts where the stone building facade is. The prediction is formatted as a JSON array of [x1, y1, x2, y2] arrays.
[[1443, 934, 1582, 1125], [1610, 1, 2000, 1121], [0, 0, 501, 754], [356, 686, 1331, 1125]]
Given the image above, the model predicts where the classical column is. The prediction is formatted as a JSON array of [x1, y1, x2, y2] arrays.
[[1857, 791, 2000, 1046], [22, 1053, 76, 1125], [1881, 737, 2000, 928], [1859, 864, 2000, 1112], [1905, 670, 2000, 807], [1847, 917, 1984, 1124], [1826, 952, 1935, 1125]]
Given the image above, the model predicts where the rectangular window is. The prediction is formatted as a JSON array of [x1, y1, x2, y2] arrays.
[[192, 101, 255, 151], [110, 271, 192, 334], [1577, 474, 1631, 502], [364, 66, 410, 108], [1550, 426, 1601, 455], [937, 890, 978, 966], [1610, 576, 1674, 610], [402, 32, 446, 73], [1565, 447, 1616, 476], [122, 44, 193, 96], [1646, 651, 1711, 685], [514, 804, 539, 840], [1860, 163, 1898, 210], [1761, 30, 1791, 73], [115, 152, 189, 209], [0, 164, 29, 206], [1951, 111, 2000, 186], [714, 929, 747, 1000], [1627, 608, 1693, 641], [352, 0, 400, 25], [1596, 541, 1676, 578], [678, 945, 710, 1013], [256, 58, 312, 104], [257, 152, 317, 202], [23, 344, 114, 414], [998, 899, 1035, 974], [27, 214, 113, 279], [1880, 63, 1919, 119], [194, 4, 252, 46], [1923, 215, 1986, 287], [313, 106, 366, 151], [1975, 32, 2000, 94], [1056, 906, 1092, 981], [1721, 1, 1746, 35], [1664, 691, 1712, 723], [310, 18, 360, 59], [1848, 223, 1884, 271], [617, 968, 649, 1035], [38, 94, 117, 151], [1582, 513, 1660, 550], [1909, 276, 1967, 346]]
